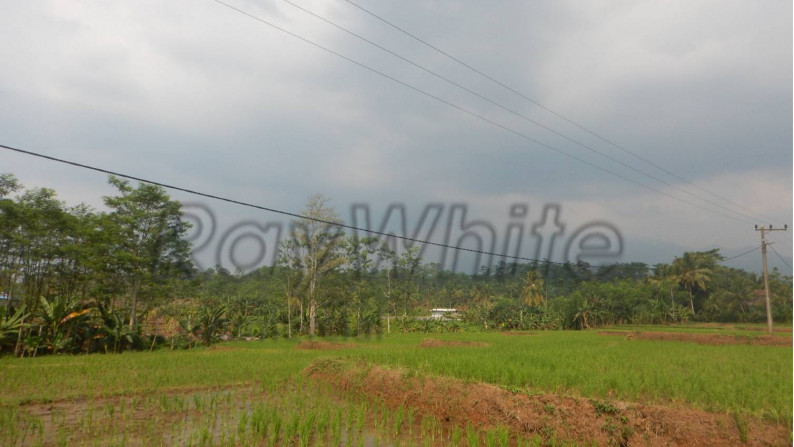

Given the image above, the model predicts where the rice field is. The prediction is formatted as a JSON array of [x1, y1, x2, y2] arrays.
[[0, 326, 790, 446]]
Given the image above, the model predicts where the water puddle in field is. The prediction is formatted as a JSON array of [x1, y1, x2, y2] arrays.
[[5, 357, 791, 447], [7, 384, 423, 446]]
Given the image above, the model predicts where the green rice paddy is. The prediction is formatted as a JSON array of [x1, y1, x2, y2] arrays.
[[0, 326, 790, 446]]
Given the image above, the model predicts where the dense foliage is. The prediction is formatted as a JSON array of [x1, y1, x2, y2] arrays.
[[0, 173, 791, 356]]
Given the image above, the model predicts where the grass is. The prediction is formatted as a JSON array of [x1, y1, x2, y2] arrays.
[[0, 327, 790, 445], [599, 322, 792, 337], [341, 331, 792, 420]]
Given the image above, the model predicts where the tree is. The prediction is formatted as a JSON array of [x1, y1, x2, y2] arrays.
[[397, 246, 422, 316], [521, 269, 545, 307], [279, 195, 344, 336], [712, 269, 757, 321], [13, 187, 70, 306], [376, 240, 398, 327], [103, 176, 192, 328], [0, 174, 22, 311], [344, 236, 379, 335], [671, 250, 721, 314]]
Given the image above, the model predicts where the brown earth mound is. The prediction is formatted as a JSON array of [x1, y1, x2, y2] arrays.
[[501, 331, 536, 336], [681, 323, 794, 333], [206, 345, 237, 351], [305, 359, 790, 447], [736, 326, 794, 333], [295, 340, 356, 350], [599, 331, 792, 347], [418, 339, 489, 348]]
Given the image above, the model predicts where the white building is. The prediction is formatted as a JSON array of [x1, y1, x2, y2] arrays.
[[430, 308, 458, 319]]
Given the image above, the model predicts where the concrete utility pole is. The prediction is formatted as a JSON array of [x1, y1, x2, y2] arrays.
[[754, 225, 788, 334]]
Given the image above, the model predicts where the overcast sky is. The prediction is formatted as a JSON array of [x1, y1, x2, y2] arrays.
[[1, 0, 791, 274]]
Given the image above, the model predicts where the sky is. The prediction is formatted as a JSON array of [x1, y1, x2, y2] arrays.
[[0, 0, 791, 275]]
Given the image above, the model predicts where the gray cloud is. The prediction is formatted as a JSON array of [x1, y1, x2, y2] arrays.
[[0, 0, 790, 272]]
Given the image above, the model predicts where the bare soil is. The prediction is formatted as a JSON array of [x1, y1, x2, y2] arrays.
[[294, 340, 357, 350], [418, 339, 489, 348], [599, 331, 792, 347], [205, 345, 237, 351], [14, 384, 258, 446], [661, 323, 793, 333], [735, 326, 793, 333], [305, 359, 791, 447]]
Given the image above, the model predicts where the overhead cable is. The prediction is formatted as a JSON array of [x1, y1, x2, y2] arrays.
[[208, 0, 757, 225], [0, 143, 571, 266], [339, 0, 777, 224]]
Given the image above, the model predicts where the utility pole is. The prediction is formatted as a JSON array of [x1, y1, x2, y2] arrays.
[[754, 224, 788, 333]]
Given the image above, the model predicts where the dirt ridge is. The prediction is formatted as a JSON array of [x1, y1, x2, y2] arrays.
[[305, 359, 790, 447], [418, 339, 490, 348], [294, 340, 357, 350], [598, 331, 792, 347]]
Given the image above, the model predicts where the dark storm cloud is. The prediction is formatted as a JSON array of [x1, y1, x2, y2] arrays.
[[0, 0, 790, 270]]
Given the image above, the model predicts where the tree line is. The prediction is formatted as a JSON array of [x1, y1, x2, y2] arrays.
[[1, 175, 791, 356]]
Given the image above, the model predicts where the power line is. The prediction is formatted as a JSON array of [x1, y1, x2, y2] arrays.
[[277, 0, 762, 224], [0, 143, 570, 266], [777, 232, 793, 245], [339, 0, 777, 224], [720, 246, 759, 262], [208, 0, 756, 225], [767, 241, 793, 271]]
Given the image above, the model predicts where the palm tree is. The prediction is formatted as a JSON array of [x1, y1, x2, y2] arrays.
[[648, 273, 677, 322], [521, 270, 545, 307], [719, 274, 757, 321], [672, 252, 716, 314]]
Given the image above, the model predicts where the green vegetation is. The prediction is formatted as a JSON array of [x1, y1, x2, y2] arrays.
[[0, 329, 790, 445], [0, 174, 791, 444], [1, 332, 790, 416], [346, 332, 791, 420], [1, 173, 792, 358]]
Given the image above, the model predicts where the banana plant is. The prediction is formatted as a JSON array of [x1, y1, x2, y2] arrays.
[[97, 305, 138, 353], [197, 303, 229, 346], [175, 313, 200, 349], [0, 305, 28, 353], [37, 296, 94, 354]]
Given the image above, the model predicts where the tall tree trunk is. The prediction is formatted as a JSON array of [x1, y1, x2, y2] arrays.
[[129, 277, 140, 329], [386, 269, 392, 326], [309, 300, 316, 336], [4, 272, 15, 312], [285, 278, 292, 339], [14, 325, 23, 357], [299, 300, 304, 334], [669, 287, 675, 321], [308, 275, 317, 336]]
